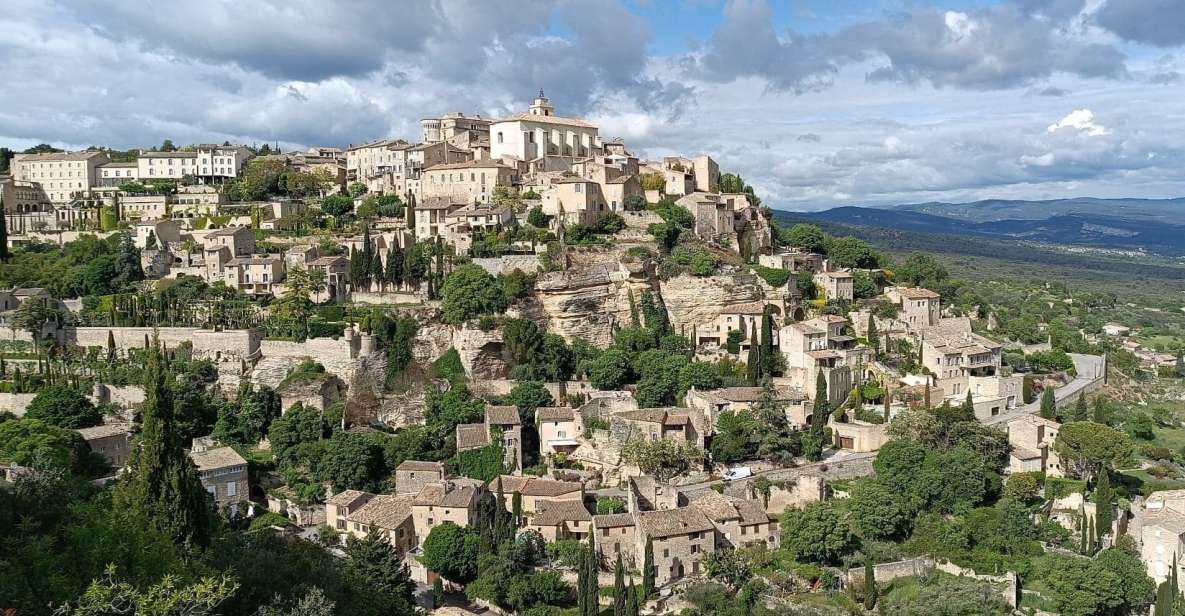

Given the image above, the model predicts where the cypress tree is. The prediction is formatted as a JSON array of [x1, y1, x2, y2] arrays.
[[863, 559, 877, 610], [1039, 387, 1056, 419], [1095, 470, 1114, 542], [405, 191, 416, 230], [432, 577, 445, 608], [627, 289, 639, 327], [642, 537, 655, 598], [961, 390, 975, 419], [1022, 376, 1034, 404], [1088, 516, 1097, 555], [883, 387, 891, 421], [923, 382, 931, 409], [585, 531, 599, 616], [114, 339, 211, 549], [1073, 394, 1088, 422], [812, 371, 830, 436], [759, 309, 774, 378], [1078, 513, 1087, 554], [0, 357, 5, 377], [1093, 397, 1108, 424], [369, 251, 384, 292], [627, 578, 640, 616], [0, 196, 9, 261], [613, 554, 626, 616], [512, 491, 523, 527], [745, 337, 759, 386], [867, 316, 879, 354]]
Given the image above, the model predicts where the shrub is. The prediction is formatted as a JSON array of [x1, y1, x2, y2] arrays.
[[752, 265, 792, 288]]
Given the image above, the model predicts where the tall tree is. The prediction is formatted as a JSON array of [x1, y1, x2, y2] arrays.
[[613, 554, 627, 616], [405, 191, 416, 230], [0, 196, 9, 261], [1095, 469, 1114, 542], [864, 559, 877, 610], [1040, 387, 1056, 419], [642, 537, 655, 598], [759, 308, 775, 377], [1072, 394, 1089, 422], [811, 371, 829, 436], [343, 531, 415, 609], [867, 316, 878, 355], [114, 340, 212, 549]]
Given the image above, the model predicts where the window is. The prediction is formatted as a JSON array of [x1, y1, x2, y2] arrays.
[[226, 481, 237, 497], [663, 549, 669, 558], [497, 132, 503, 144], [690, 544, 699, 554]]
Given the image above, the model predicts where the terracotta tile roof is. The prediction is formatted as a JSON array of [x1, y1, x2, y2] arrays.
[[895, 287, 939, 299], [485, 406, 522, 426], [413, 480, 483, 508], [348, 494, 414, 528], [732, 498, 769, 525], [687, 491, 741, 522], [455, 423, 490, 451], [720, 301, 766, 315], [327, 489, 372, 507], [396, 460, 445, 473], [423, 159, 513, 171], [636, 507, 714, 539], [594, 513, 636, 529], [189, 446, 247, 472], [617, 408, 678, 424], [536, 407, 575, 423], [711, 387, 764, 403], [491, 475, 582, 498], [532, 499, 592, 526]]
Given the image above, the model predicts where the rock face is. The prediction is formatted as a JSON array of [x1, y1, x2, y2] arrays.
[[660, 273, 766, 333], [525, 260, 654, 346], [452, 325, 508, 380], [413, 323, 454, 365]]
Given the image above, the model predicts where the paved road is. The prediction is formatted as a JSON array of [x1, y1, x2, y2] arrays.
[[984, 353, 1104, 426], [677, 450, 878, 497]]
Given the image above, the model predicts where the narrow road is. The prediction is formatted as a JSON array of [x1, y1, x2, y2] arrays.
[[677, 450, 877, 496], [984, 353, 1104, 425]]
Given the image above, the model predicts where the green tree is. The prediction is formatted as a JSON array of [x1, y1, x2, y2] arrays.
[[58, 566, 237, 616], [848, 480, 910, 540], [642, 538, 655, 597], [613, 554, 627, 616], [440, 264, 509, 324], [895, 251, 948, 288], [621, 438, 705, 482], [1039, 387, 1056, 419], [268, 403, 325, 466], [863, 559, 877, 610], [779, 501, 854, 564], [1094, 470, 1114, 540], [782, 224, 829, 253], [827, 237, 880, 268], [0, 198, 9, 261], [1071, 394, 1089, 422], [25, 384, 101, 429], [343, 531, 415, 609], [315, 430, 386, 492], [421, 522, 482, 584], [0, 417, 94, 472], [1054, 421, 1133, 484], [114, 341, 212, 549]]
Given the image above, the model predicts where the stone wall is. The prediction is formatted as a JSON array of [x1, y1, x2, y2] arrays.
[[620, 210, 663, 229], [59, 327, 261, 362], [0, 393, 36, 417], [847, 558, 936, 587], [92, 384, 146, 409], [761, 475, 825, 513], [472, 256, 542, 276], [349, 291, 421, 305]]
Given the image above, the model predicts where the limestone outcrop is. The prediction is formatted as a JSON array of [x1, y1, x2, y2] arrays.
[[660, 273, 766, 333], [525, 259, 655, 346]]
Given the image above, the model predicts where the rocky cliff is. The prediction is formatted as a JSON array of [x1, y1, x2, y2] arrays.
[[660, 273, 766, 333], [522, 258, 655, 346]]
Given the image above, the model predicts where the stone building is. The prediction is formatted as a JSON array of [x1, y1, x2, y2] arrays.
[[1005, 415, 1063, 477], [1137, 490, 1185, 586], [190, 446, 250, 514], [12, 150, 111, 203], [885, 286, 941, 330], [613, 408, 699, 447], [636, 506, 717, 586], [411, 478, 485, 544], [686, 491, 779, 549], [814, 270, 854, 301], [526, 499, 592, 541], [75, 423, 132, 470], [490, 92, 600, 167], [421, 112, 492, 147], [594, 512, 637, 566], [342, 493, 417, 554], [395, 460, 447, 495], [203, 226, 256, 257], [537, 406, 581, 456], [490, 475, 583, 515], [693, 301, 773, 353], [758, 249, 824, 273], [419, 159, 516, 205], [1, 176, 53, 233], [780, 316, 858, 407]]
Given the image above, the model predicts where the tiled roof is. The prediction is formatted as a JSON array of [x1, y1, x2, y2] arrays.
[[895, 287, 940, 299], [76, 423, 131, 440], [327, 489, 371, 507], [189, 446, 247, 472], [732, 498, 769, 525], [206, 226, 251, 237], [617, 408, 688, 426], [485, 406, 522, 426], [413, 480, 483, 508], [491, 475, 582, 498], [396, 460, 445, 473], [593, 513, 636, 529], [348, 494, 414, 529], [720, 301, 766, 315], [15, 151, 109, 161], [536, 407, 574, 423], [636, 507, 714, 539], [423, 159, 513, 171], [711, 387, 765, 403], [455, 423, 490, 451], [687, 491, 741, 522], [532, 499, 592, 526]]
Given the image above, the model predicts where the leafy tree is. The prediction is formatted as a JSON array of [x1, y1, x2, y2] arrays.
[[1127, 412, 1156, 440], [114, 341, 212, 549], [878, 574, 1010, 616], [779, 501, 854, 564], [827, 236, 881, 268], [709, 410, 760, 464], [1054, 421, 1133, 484], [58, 566, 237, 616], [25, 385, 101, 429], [782, 224, 829, 253], [440, 264, 509, 324], [321, 194, 354, 217], [268, 403, 325, 466], [0, 417, 94, 472], [1033, 549, 1154, 616], [895, 252, 949, 288], [588, 349, 632, 390], [315, 430, 385, 491], [849, 480, 910, 540], [421, 522, 482, 584], [506, 381, 554, 422], [621, 437, 705, 482]]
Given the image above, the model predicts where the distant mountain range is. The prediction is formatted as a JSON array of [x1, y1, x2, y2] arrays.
[[788, 197, 1185, 255]]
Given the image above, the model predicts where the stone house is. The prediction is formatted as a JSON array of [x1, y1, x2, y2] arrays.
[[395, 460, 447, 495], [414, 197, 465, 241], [490, 475, 583, 515], [686, 491, 779, 549], [541, 177, 611, 227], [636, 506, 717, 586], [693, 301, 774, 353], [190, 446, 250, 514], [344, 493, 417, 554], [454, 406, 523, 473], [445, 202, 513, 236], [758, 249, 824, 273], [411, 478, 486, 544], [684, 385, 808, 440], [813, 270, 854, 301], [613, 408, 699, 447], [12, 150, 110, 203], [203, 226, 255, 257], [526, 499, 593, 541], [594, 513, 638, 567], [308, 256, 350, 301], [222, 256, 285, 297], [921, 327, 1003, 397], [489, 93, 600, 164], [885, 286, 941, 330], [537, 407, 581, 456], [780, 316, 856, 407], [327, 489, 373, 534], [1005, 415, 1063, 477], [828, 418, 890, 452], [277, 372, 344, 413], [627, 475, 679, 513], [133, 219, 182, 250], [75, 423, 132, 470], [266, 487, 325, 526], [1137, 490, 1185, 586], [419, 159, 516, 205]]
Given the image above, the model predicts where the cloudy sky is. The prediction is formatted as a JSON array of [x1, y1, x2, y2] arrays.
[[2, 0, 1182, 210]]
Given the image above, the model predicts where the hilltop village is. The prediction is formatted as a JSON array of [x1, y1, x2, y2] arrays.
[[0, 95, 1175, 616]]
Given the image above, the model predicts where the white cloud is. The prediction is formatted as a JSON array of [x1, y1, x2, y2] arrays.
[[1046, 108, 1110, 135], [1021, 152, 1057, 166]]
